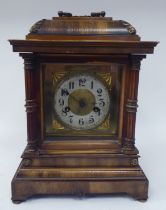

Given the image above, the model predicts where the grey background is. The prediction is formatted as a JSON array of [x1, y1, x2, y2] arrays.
[[0, 0, 166, 209]]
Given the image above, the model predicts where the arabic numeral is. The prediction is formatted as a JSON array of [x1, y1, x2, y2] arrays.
[[91, 81, 94, 89], [58, 98, 64, 106], [97, 88, 102, 96], [79, 78, 86, 86], [79, 118, 84, 125], [61, 88, 69, 96], [62, 106, 70, 116], [69, 115, 73, 123], [93, 107, 101, 116], [99, 98, 105, 107], [89, 115, 94, 124]]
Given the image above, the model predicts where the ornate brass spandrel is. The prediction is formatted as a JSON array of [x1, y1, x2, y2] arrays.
[[98, 114, 111, 130], [97, 72, 112, 88], [52, 119, 64, 130], [52, 71, 66, 86]]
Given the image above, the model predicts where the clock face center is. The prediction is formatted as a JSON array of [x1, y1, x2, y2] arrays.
[[79, 99, 86, 108], [68, 89, 96, 116]]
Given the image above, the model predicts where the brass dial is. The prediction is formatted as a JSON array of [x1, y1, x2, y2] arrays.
[[68, 89, 95, 116]]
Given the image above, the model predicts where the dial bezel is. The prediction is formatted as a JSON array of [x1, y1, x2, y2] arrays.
[[53, 72, 111, 130]]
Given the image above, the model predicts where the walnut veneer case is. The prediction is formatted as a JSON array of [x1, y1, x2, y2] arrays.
[[9, 11, 158, 203]]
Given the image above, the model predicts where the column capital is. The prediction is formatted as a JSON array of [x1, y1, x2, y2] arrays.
[[129, 55, 146, 71]]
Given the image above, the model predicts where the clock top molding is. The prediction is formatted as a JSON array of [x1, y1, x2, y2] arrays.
[[9, 11, 158, 54]]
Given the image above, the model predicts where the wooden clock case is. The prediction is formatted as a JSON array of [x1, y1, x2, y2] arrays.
[[9, 12, 158, 203]]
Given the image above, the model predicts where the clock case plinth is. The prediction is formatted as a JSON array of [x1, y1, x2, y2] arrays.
[[9, 12, 158, 203]]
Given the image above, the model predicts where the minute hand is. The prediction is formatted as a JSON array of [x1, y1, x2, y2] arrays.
[[69, 94, 80, 103]]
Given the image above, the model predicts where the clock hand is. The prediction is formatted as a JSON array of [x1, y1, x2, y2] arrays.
[[69, 94, 87, 108], [69, 94, 80, 103], [62, 89, 79, 102]]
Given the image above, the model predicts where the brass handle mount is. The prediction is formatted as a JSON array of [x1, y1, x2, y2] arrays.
[[58, 11, 106, 17], [58, 11, 72, 17], [91, 11, 106, 17]]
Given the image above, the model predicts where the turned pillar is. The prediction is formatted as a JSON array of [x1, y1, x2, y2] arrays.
[[23, 54, 37, 151], [123, 55, 145, 153]]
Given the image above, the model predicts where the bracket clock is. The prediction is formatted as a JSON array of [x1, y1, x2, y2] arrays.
[[9, 11, 158, 203]]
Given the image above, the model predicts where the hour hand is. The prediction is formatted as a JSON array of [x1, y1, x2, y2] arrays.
[[61, 89, 79, 102], [69, 94, 79, 103]]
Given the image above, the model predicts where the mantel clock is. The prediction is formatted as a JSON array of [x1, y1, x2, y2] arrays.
[[9, 11, 158, 203]]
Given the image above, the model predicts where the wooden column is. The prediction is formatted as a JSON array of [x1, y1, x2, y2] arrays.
[[123, 55, 144, 154], [23, 54, 37, 151]]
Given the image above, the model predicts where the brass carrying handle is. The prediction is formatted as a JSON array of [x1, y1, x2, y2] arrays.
[[58, 11, 72, 17], [58, 11, 106, 17], [91, 11, 106, 17]]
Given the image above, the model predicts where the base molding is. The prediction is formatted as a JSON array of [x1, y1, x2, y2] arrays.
[[12, 179, 148, 203], [11, 160, 148, 203]]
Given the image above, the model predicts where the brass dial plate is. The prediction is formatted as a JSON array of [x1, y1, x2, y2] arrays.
[[68, 89, 96, 116]]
